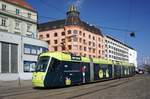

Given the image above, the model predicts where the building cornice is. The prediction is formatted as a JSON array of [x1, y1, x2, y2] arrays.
[[0, 11, 37, 24]]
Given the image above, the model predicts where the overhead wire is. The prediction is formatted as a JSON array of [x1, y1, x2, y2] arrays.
[[39, 0, 64, 14], [0, 3, 135, 33]]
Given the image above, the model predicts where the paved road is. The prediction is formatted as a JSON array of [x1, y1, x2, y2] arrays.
[[0, 74, 150, 99]]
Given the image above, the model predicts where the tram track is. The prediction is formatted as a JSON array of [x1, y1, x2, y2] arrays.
[[41, 77, 135, 99], [0, 76, 137, 99]]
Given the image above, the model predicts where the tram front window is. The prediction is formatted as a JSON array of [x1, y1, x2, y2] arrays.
[[35, 56, 50, 72]]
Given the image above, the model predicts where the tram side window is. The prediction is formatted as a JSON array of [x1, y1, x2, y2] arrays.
[[63, 61, 81, 70], [48, 58, 61, 71], [71, 62, 81, 70]]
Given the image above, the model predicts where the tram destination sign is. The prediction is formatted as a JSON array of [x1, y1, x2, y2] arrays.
[[71, 55, 82, 61]]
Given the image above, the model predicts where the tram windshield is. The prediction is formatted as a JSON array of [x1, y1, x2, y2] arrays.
[[35, 56, 50, 72]]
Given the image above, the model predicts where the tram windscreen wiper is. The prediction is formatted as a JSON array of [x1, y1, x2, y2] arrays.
[[35, 56, 50, 72]]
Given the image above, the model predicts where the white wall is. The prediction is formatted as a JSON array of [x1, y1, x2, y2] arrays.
[[0, 32, 48, 81], [129, 49, 137, 68], [105, 36, 129, 62]]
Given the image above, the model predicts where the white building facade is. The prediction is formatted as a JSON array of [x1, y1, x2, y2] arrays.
[[128, 48, 137, 68], [0, 32, 48, 81], [0, 0, 48, 81], [0, 0, 37, 38], [105, 35, 137, 67], [105, 35, 129, 62]]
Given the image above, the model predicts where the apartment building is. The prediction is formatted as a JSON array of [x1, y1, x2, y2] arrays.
[[38, 5, 105, 58], [105, 35, 137, 67]]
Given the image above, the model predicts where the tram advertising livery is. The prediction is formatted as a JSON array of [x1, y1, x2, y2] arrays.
[[32, 52, 135, 88]]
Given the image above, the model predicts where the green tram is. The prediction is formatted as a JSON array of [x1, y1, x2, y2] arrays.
[[32, 52, 135, 88]]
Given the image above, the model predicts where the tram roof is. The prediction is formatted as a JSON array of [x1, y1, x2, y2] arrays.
[[40, 51, 134, 66]]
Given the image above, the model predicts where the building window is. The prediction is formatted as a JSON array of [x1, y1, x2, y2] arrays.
[[1, 43, 18, 73], [62, 46, 65, 50], [2, 4, 6, 11], [93, 36, 95, 40], [89, 48, 91, 53], [61, 39, 65, 42], [84, 47, 87, 51], [80, 53, 82, 56], [67, 37, 71, 42], [28, 13, 31, 18], [93, 49, 95, 53], [68, 30, 71, 34], [99, 44, 101, 48], [73, 30, 78, 35], [27, 24, 32, 32], [54, 32, 57, 37], [54, 47, 58, 51], [99, 50, 101, 54], [73, 37, 78, 42], [24, 61, 36, 72], [68, 45, 72, 50], [83, 33, 85, 37], [39, 35, 43, 39], [15, 20, 21, 30], [89, 35, 91, 39], [79, 46, 82, 50], [73, 45, 78, 50], [79, 31, 82, 35], [24, 44, 48, 55], [47, 40, 50, 44], [1, 18, 7, 27], [61, 32, 65, 36], [16, 9, 20, 15], [79, 38, 82, 43], [98, 38, 101, 42], [93, 42, 95, 47], [54, 40, 58, 44], [1, 43, 9, 73], [46, 34, 49, 38], [89, 41, 91, 46], [11, 44, 18, 73], [83, 39, 86, 44]]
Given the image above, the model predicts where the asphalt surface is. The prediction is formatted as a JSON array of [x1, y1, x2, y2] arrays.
[[0, 74, 149, 99]]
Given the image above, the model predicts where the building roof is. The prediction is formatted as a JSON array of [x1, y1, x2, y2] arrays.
[[38, 19, 103, 36], [2, 0, 35, 12], [106, 35, 135, 50]]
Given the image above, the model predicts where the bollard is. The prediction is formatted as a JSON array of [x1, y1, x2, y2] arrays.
[[18, 77, 21, 88]]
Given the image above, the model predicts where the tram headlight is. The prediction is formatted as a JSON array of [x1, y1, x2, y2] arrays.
[[41, 75, 45, 80]]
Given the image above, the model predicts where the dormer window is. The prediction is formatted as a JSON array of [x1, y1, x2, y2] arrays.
[[16, 9, 20, 15], [28, 13, 31, 18]]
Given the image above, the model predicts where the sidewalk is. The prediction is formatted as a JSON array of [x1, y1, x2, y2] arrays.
[[0, 80, 32, 90]]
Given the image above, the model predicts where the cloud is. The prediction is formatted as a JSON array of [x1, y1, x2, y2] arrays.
[[74, 0, 84, 8], [67, 0, 85, 9]]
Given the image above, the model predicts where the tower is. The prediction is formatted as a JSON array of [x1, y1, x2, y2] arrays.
[[65, 5, 82, 26]]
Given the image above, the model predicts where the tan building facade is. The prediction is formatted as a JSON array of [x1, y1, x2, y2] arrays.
[[38, 5, 105, 58]]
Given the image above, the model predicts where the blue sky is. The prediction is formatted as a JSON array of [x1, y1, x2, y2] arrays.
[[26, 0, 150, 64]]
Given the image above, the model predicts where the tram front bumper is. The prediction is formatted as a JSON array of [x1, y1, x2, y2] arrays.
[[32, 72, 46, 87]]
